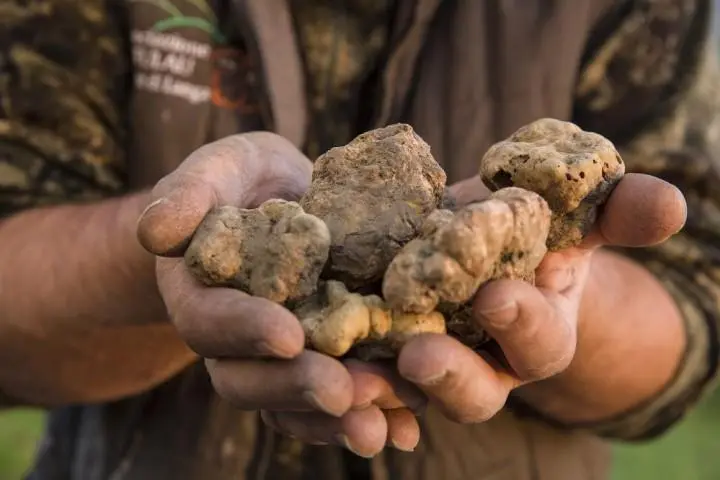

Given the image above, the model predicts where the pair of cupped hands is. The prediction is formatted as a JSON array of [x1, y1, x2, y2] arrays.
[[137, 132, 685, 457]]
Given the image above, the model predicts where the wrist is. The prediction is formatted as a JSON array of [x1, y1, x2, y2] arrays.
[[58, 189, 167, 327]]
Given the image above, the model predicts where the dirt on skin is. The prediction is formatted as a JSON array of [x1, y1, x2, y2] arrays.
[[185, 119, 625, 359]]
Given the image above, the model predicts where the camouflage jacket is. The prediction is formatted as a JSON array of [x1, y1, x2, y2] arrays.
[[1, 0, 718, 479]]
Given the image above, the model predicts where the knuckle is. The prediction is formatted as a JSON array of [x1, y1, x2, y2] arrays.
[[520, 348, 575, 382], [447, 387, 508, 424], [296, 354, 331, 388], [207, 360, 259, 411], [298, 353, 352, 396], [167, 297, 196, 337], [448, 403, 498, 424]]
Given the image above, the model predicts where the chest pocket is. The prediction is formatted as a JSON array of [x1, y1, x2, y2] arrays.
[[126, 0, 266, 188]]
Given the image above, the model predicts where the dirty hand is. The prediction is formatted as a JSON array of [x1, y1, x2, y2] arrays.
[[316, 173, 686, 453], [136, 133, 356, 431]]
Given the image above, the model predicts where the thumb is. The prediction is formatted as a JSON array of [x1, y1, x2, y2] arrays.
[[137, 132, 312, 257], [588, 173, 687, 248]]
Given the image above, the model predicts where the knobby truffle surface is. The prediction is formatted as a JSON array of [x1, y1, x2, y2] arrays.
[[183, 120, 625, 360], [293, 280, 446, 358], [300, 123, 447, 288], [185, 200, 331, 303], [480, 118, 625, 249], [382, 188, 551, 314]]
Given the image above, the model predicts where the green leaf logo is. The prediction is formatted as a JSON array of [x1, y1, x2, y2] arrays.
[[131, 0, 227, 44]]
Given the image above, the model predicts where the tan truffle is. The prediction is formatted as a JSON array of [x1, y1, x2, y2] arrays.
[[185, 120, 624, 360], [300, 124, 446, 289], [382, 187, 551, 314], [293, 281, 391, 357], [480, 118, 625, 249], [185, 199, 331, 303], [294, 281, 445, 358]]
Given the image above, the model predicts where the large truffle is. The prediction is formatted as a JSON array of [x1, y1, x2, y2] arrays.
[[480, 118, 625, 249], [382, 188, 551, 314], [300, 124, 447, 289]]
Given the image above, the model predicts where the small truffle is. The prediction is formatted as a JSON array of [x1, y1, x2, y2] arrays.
[[480, 118, 625, 249], [294, 281, 445, 358], [185, 199, 330, 303]]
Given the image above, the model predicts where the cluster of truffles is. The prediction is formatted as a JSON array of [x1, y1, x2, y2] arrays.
[[185, 119, 625, 360]]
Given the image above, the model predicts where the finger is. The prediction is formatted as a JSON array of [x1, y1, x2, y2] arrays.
[[345, 360, 427, 413], [473, 279, 576, 382], [262, 406, 388, 458], [137, 133, 312, 256], [447, 175, 491, 207], [157, 257, 305, 359], [583, 173, 686, 249], [384, 408, 421, 452], [398, 334, 513, 423], [208, 350, 353, 417]]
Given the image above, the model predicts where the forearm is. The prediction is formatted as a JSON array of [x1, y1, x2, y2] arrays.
[[0, 192, 195, 406], [516, 249, 686, 423]]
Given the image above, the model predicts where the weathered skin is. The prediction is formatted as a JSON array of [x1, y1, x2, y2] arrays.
[[480, 118, 625, 250], [186, 121, 621, 359], [300, 123, 447, 289], [185, 199, 331, 303]]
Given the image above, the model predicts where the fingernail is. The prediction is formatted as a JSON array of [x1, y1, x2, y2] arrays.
[[138, 197, 167, 222], [254, 340, 297, 359], [302, 391, 345, 417], [412, 370, 447, 386], [390, 438, 415, 453], [351, 401, 372, 411], [335, 434, 374, 459], [477, 300, 516, 317]]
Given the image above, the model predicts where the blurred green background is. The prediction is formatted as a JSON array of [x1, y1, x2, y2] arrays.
[[0, 387, 718, 479]]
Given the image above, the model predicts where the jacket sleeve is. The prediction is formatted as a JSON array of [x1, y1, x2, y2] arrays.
[[566, 0, 720, 441], [0, 0, 129, 406], [0, 0, 129, 218]]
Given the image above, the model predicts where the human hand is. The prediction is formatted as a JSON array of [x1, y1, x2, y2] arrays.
[[261, 173, 686, 455], [136, 133, 358, 442]]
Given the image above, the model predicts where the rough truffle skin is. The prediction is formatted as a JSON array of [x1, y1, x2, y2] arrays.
[[185, 200, 331, 303], [382, 188, 551, 314], [480, 118, 625, 249], [300, 124, 447, 289], [183, 120, 624, 360], [293, 280, 445, 358]]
